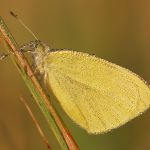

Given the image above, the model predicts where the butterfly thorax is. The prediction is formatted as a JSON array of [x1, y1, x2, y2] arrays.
[[33, 41, 50, 75]]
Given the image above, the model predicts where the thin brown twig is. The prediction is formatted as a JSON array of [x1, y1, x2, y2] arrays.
[[20, 96, 52, 150]]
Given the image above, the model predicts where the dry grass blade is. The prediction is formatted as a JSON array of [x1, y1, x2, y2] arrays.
[[20, 96, 52, 150]]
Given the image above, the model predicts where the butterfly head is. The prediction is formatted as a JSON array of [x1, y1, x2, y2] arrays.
[[24, 40, 50, 75]]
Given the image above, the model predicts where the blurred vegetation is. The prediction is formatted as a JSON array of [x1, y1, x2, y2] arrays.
[[0, 0, 150, 150]]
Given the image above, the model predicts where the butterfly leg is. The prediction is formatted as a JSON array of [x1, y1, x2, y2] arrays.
[[43, 72, 52, 98], [43, 72, 48, 87], [0, 52, 14, 61]]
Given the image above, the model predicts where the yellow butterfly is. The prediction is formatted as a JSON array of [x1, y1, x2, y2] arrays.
[[9, 11, 150, 134], [29, 40, 150, 134]]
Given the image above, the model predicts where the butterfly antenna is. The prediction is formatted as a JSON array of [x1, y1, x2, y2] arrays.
[[10, 11, 39, 40]]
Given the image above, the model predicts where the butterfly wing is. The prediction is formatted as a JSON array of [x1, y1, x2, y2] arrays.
[[44, 50, 150, 134]]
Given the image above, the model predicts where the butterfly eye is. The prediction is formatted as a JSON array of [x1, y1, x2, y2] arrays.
[[19, 40, 41, 52]]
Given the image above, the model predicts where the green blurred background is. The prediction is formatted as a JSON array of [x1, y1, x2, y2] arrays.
[[1, 0, 150, 150]]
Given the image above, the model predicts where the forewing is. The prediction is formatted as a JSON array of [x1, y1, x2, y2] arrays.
[[44, 50, 150, 134]]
